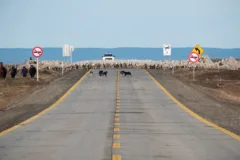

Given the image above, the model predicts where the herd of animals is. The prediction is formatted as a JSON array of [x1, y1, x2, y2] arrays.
[[0, 65, 132, 80], [89, 70, 132, 77], [0, 65, 37, 80]]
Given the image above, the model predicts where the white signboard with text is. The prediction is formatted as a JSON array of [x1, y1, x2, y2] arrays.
[[62, 44, 70, 57], [163, 44, 171, 56]]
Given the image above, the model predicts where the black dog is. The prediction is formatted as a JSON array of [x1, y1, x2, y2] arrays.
[[102, 71, 108, 77], [99, 70, 103, 76], [90, 71, 93, 75], [123, 71, 132, 76], [99, 70, 108, 77], [120, 71, 125, 76]]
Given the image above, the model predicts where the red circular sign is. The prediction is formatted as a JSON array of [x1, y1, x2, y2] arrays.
[[188, 52, 200, 63], [32, 46, 43, 58]]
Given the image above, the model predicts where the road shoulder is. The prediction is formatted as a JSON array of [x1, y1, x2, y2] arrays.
[[0, 69, 88, 133], [147, 69, 240, 135]]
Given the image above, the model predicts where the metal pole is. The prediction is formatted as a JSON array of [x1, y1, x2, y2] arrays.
[[193, 66, 195, 81], [62, 61, 64, 75], [163, 56, 165, 74], [37, 58, 39, 81], [172, 60, 174, 75]]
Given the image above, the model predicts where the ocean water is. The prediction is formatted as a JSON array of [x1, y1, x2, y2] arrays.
[[0, 47, 240, 64]]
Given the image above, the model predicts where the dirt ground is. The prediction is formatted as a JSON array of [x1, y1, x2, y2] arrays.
[[0, 69, 88, 132], [147, 69, 240, 135]]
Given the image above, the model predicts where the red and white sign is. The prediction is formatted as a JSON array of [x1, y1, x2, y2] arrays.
[[188, 52, 200, 63], [32, 46, 43, 58]]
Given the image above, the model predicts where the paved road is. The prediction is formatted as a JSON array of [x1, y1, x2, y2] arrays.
[[0, 69, 240, 160]]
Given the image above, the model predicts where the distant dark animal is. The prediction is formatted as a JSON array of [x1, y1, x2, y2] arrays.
[[99, 70, 103, 76], [102, 71, 108, 77], [90, 70, 93, 75], [1, 67, 7, 79], [10, 66, 17, 78], [123, 71, 132, 76], [29, 65, 36, 78], [120, 71, 125, 76]]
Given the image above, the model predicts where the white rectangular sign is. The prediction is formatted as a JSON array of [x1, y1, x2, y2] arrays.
[[62, 44, 70, 57], [163, 44, 171, 56], [70, 45, 74, 53]]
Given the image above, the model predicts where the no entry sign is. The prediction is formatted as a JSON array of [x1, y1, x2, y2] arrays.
[[188, 52, 200, 63], [32, 46, 43, 58]]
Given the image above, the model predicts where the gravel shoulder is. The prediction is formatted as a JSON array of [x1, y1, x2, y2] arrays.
[[0, 69, 88, 132], [147, 69, 240, 135]]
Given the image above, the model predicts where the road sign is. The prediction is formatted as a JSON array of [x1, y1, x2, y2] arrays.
[[191, 44, 204, 55], [163, 44, 171, 56], [188, 52, 200, 63], [62, 44, 70, 57], [70, 45, 74, 52], [32, 46, 43, 58]]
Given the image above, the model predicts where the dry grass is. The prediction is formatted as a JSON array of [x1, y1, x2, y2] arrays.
[[173, 69, 240, 105], [0, 70, 61, 110]]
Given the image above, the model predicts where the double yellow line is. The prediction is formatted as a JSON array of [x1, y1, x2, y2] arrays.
[[112, 69, 121, 160]]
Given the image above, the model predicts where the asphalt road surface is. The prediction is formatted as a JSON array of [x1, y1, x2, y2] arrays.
[[0, 69, 240, 160]]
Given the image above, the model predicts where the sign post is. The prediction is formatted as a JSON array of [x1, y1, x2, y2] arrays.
[[32, 46, 43, 81], [62, 44, 74, 75], [172, 60, 174, 75], [62, 61, 64, 76], [163, 44, 172, 74], [70, 45, 74, 64], [62, 44, 70, 75], [188, 52, 200, 81]]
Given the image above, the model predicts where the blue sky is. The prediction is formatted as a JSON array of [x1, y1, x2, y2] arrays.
[[0, 0, 239, 48]]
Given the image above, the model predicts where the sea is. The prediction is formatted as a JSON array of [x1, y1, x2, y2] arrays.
[[0, 47, 240, 64]]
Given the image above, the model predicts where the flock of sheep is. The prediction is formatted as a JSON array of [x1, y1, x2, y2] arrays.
[[2, 55, 240, 74], [37, 55, 239, 71]]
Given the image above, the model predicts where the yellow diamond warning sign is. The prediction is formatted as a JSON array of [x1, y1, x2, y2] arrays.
[[191, 45, 204, 55]]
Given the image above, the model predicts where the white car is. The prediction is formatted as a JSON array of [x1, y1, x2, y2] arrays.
[[102, 53, 115, 60]]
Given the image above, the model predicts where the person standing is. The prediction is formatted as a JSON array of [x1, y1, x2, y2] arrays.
[[29, 65, 36, 78], [10, 66, 17, 78], [21, 66, 28, 77]]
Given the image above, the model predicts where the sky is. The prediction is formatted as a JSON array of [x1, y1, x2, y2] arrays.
[[0, 0, 239, 48]]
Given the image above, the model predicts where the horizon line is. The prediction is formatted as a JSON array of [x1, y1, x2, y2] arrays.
[[0, 47, 240, 49]]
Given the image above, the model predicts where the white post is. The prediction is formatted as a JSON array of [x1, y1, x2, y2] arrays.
[[193, 66, 195, 81], [37, 58, 39, 81], [172, 60, 174, 75], [62, 61, 64, 75]]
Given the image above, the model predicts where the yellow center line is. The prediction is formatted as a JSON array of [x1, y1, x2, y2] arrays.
[[113, 134, 120, 139], [114, 128, 120, 132], [112, 142, 120, 148], [112, 155, 121, 160], [114, 123, 120, 126], [112, 70, 121, 160]]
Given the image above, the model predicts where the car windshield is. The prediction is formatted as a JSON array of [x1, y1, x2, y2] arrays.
[[104, 54, 113, 56]]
